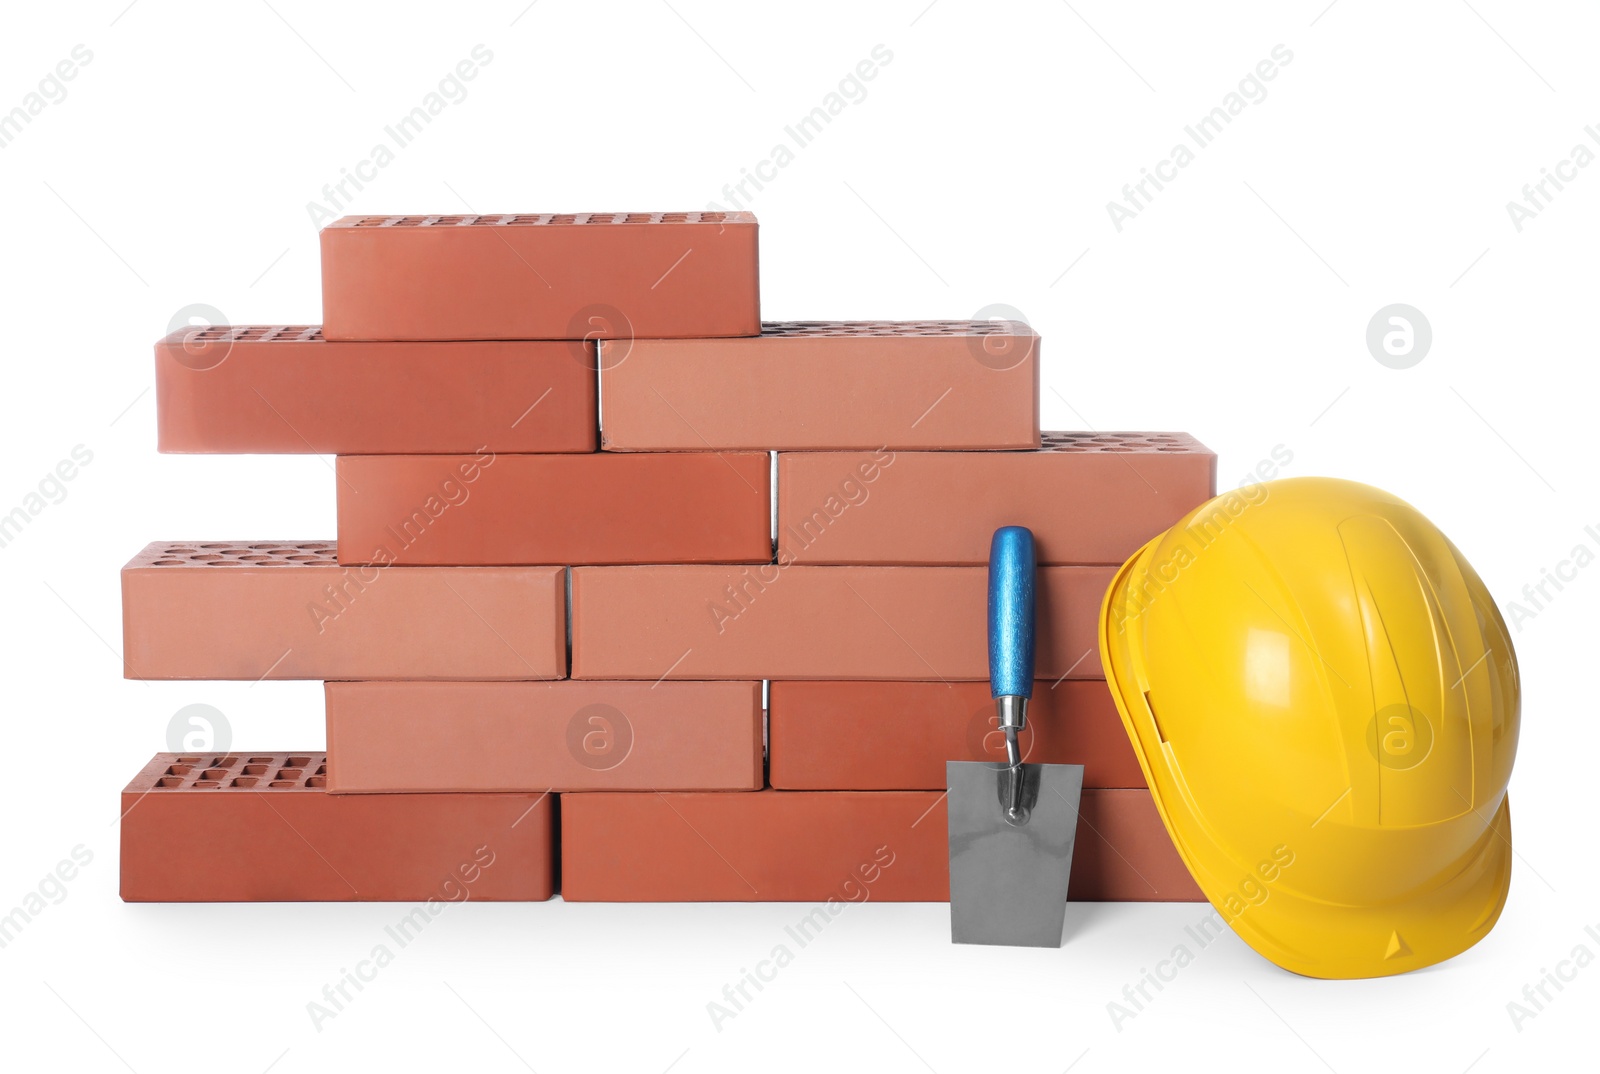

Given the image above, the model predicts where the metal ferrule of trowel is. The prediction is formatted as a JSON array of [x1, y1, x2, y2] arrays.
[[997, 693, 1029, 820]]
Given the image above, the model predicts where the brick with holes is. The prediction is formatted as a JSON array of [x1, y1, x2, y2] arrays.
[[600, 321, 1039, 450], [777, 432, 1216, 565], [336, 452, 770, 566], [155, 327, 596, 453], [560, 788, 1201, 901], [320, 212, 760, 341], [768, 680, 1143, 790], [569, 564, 1111, 680], [325, 680, 763, 792], [120, 753, 554, 901], [120, 542, 564, 680]]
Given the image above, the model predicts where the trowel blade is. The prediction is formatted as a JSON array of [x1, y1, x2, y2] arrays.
[[947, 759, 1084, 948]]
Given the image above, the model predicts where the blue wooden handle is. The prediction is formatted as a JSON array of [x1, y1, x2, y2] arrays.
[[988, 526, 1036, 699]]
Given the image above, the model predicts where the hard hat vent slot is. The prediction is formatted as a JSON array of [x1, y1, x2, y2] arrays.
[[1144, 691, 1169, 743]]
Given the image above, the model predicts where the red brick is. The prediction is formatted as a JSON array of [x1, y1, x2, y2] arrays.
[[336, 452, 770, 567], [778, 432, 1215, 566], [155, 326, 595, 454], [601, 321, 1039, 451], [325, 680, 762, 792], [560, 788, 1200, 902], [768, 680, 1142, 790], [121, 543, 564, 680], [320, 212, 760, 341], [569, 565, 1111, 680], [121, 753, 554, 901]]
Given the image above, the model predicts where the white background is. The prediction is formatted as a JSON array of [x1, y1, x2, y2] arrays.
[[1, 1, 1596, 1071]]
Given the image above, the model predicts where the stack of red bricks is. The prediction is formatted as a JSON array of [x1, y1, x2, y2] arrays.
[[121, 211, 1214, 905]]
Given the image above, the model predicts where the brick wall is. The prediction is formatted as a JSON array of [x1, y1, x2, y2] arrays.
[[120, 209, 1215, 906]]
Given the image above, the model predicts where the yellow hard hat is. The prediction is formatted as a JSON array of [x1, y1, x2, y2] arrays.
[[1099, 476, 1519, 979]]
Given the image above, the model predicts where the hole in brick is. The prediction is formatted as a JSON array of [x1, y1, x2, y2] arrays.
[[286, 756, 313, 768], [306, 776, 327, 788], [151, 560, 184, 566], [231, 777, 259, 788], [269, 780, 297, 788], [155, 777, 185, 788], [205, 560, 245, 566], [166, 764, 194, 776], [277, 768, 303, 780], [242, 764, 270, 775], [202, 768, 230, 780], [212, 756, 239, 767], [249, 756, 275, 763], [193, 780, 221, 788], [176, 756, 202, 763], [190, 554, 222, 561], [315, 764, 327, 775]]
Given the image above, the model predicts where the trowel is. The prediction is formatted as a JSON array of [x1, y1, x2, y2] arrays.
[[947, 526, 1084, 947]]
